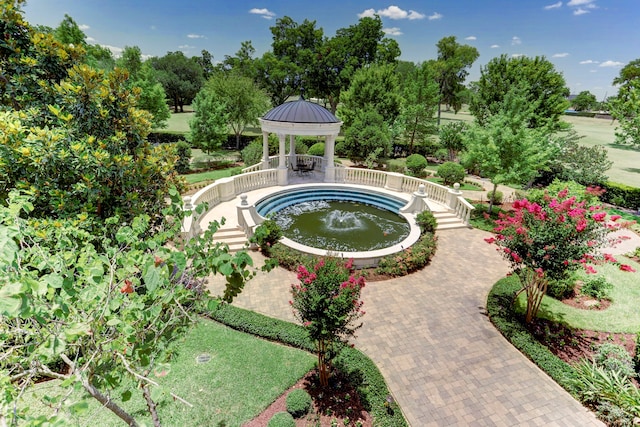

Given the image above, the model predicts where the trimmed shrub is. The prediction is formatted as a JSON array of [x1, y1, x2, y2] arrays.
[[174, 140, 192, 174], [286, 389, 312, 418], [292, 139, 309, 155], [547, 277, 574, 300], [405, 154, 427, 177], [375, 233, 437, 277], [601, 181, 640, 210], [581, 277, 612, 300], [334, 141, 347, 157], [307, 142, 325, 157], [241, 140, 264, 166], [267, 411, 296, 427], [416, 210, 437, 234], [594, 343, 636, 379], [249, 219, 282, 256], [491, 190, 503, 205], [437, 162, 465, 186]]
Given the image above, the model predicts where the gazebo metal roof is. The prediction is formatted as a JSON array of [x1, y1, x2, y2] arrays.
[[263, 98, 339, 124]]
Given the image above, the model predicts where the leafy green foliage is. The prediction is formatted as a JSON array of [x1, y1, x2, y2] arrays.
[[268, 411, 296, 427], [405, 154, 428, 177], [594, 343, 636, 379], [241, 139, 266, 167], [436, 162, 465, 186], [174, 141, 192, 174], [399, 62, 439, 154], [571, 90, 597, 112], [189, 89, 229, 155], [438, 121, 468, 161], [290, 258, 365, 387], [601, 181, 640, 210], [151, 51, 204, 113], [610, 80, 640, 148], [307, 142, 325, 156], [470, 54, 569, 130], [343, 108, 391, 164], [581, 277, 613, 300], [249, 219, 283, 256], [415, 211, 437, 234], [286, 389, 312, 418], [375, 233, 437, 277]]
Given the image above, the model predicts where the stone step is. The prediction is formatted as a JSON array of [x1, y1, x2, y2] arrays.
[[211, 227, 249, 252], [431, 211, 469, 231]]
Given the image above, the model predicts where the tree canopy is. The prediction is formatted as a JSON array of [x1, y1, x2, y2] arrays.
[[151, 51, 204, 112], [470, 54, 569, 130], [610, 58, 640, 148], [571, 90, 597, 111]]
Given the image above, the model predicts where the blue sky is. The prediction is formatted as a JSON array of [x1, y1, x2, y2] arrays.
[[23, 0, 638, 100]]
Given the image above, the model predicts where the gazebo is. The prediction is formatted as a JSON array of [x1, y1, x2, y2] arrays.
[[258, 97, 342, 184]]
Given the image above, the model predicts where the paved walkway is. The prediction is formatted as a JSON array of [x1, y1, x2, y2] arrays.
[[207, 223, 608, 426]]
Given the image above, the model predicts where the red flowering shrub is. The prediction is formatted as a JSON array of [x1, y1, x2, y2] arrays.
[[485, 188, 634, 322], [290, 257, 365, 386]]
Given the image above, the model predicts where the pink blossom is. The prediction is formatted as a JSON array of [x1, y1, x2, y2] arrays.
[[575, 219, 587, 232], [603, 253, 618, 263], [558, 188, 569, 199], [516, 227, 526, 235], [620, 264, 636, 272], [484, 237, 496, 244], [610, 215, 621, 221], [592, 212, 607, 222], [585, 265, 597, 274]]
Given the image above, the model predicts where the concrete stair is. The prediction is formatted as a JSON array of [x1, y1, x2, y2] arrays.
[[432, 211, 469, 231], [211, 226, 249, 252]]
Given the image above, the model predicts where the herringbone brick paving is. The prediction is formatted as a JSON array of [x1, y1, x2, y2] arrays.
[[208, 226, 605, 426]]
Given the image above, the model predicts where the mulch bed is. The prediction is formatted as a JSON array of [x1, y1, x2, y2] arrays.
[[243, 369, 373, 427]]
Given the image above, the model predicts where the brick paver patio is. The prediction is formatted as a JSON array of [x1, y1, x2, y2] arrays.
[[208, 225, 604, 426]]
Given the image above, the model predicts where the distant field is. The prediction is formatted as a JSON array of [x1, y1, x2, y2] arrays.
[[440, 110, 640, 188], [162, 108, 640, 188]]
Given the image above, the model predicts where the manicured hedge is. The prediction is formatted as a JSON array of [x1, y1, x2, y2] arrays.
[[600, 181, 640, 211], [486, 275, 577, 393], [207, 304, 408, 426]]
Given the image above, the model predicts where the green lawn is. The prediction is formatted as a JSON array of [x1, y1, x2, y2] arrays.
[[182, 168, 236, 184], [515, 261, 640, 333], [20, 319, 315, 426]]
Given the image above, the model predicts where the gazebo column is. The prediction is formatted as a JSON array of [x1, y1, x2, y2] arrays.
[[324, 134, 336, 183], [289, 135, 296, 168], [277, 133, 288, 185], [261, 131, 270, 170]]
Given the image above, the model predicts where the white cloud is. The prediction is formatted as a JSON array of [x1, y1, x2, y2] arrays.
[[511, 36, 522, 45], [178, 44, 194, 50], [79, 24, 90, 31], [553, 52, 569, 58], [383, 27, 403, 36], [358, 6, 425, 20], [101, 44, 123, 58], [567, 0, 594, 5], [590, 69, 598, 73], [512, 53, 524, 58], [490, 44, 500, 48], [249, 8, 276, 20], [465, 36, 476, 41], [187, 34, 205, 39], [544, 2, 562, 10], [599, 60, 623, 67], [86, 36, 95, 42], [573, 8, 590, 15], [579, 59, 599, 64], [428, 12, 443, 21]]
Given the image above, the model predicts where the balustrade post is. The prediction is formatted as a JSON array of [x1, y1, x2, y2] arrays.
[[217, 177, 236, 201], [447, 183, 463, 212], [384, 172, 404, 192]]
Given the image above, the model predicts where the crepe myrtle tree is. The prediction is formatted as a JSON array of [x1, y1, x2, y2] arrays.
[[290, 258, 365, 387], [485, 188, 635, 323]]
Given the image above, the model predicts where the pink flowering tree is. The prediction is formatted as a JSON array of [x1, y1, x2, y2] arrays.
[[485, 188, 634, 323], [290, 258, 366, 387]]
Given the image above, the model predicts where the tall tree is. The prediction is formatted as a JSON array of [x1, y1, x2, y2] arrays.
[[189, 88, 229, 154], [470, 54, 569, 130], [54, 13, 86, 45], [462, 84, 557, 212], [399, 62, 439, 154], [151, 51, 204, 112], [432, 36, 479, 124], [221, 40, 256, 79], [135, 62, 171, 128], [204, 71, 270, 149], [118, 45, 143, 79], [195, 49, 215, 79], [610, 58, 640, 148], [572, 90, 597, 111]]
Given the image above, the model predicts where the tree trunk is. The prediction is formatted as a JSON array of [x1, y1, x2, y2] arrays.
[[488, 183, 498, 214], [235, 132, 241, 150], [520, 268, 548, 323], [81, 375, 139, 426], [437, 102, 442, 126], [317, 339, 330, 387]]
